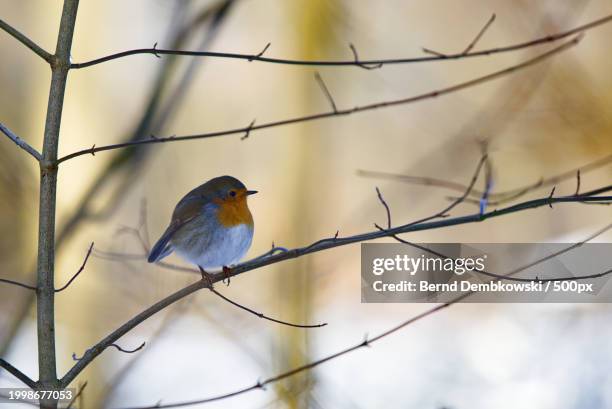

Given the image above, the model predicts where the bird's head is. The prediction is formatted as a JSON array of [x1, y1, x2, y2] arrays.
[[207, 176, 257, 227], [208, 175, 258, 204]]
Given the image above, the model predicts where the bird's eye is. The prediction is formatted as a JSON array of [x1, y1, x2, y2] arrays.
[[229, 190, 237, 198]]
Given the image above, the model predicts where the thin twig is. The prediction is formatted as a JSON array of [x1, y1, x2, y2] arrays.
[[358, 169, 471, 192], [314, 72, 338, 113], [152, 42, 161, 58], [0, 122, 42, 160], [59, 37, 582, 163], [110, 342, 146, 354], [401, 155, 488, 227], [0, 277, 36, 291], [421, 47, 447, 57], [423, 13, 496, 57], [241, 119, 256, 140], [248, 42, 271, 61], [348, 43, 383, 70], [375, 187, 391, 228], [55, 243, 94, 292], [0, 358, 37, 389], [111, 223, 611, 409], [72, 342, 146, 361], [0, 18, 52, 62], [548, 186, 556, 208], [575, 169, 581, 195], [60, 185, 612, 388], [463, 13, 496, 54], [68, 13, 612, 69], [479, 153, 494, 215], [209, 288, 327, 328], [359, 153, 612, 206]]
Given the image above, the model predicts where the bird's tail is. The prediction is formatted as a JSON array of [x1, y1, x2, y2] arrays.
[[148, 228, 174, 263]]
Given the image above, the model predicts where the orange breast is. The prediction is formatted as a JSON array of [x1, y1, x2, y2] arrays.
[[216, 198, 253, 227]]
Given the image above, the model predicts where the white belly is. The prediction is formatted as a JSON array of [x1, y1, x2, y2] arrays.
[[174, 223, 253, 270]]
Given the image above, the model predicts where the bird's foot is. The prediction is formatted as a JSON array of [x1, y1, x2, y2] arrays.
[[222, 266, 232, 286], [198, 266, 214, 289]]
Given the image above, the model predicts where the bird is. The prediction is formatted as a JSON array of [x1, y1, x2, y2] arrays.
[[148, 175, 257, 285]]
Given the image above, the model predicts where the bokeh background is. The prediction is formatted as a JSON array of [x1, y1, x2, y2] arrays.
[[1, 0, 611, 408]]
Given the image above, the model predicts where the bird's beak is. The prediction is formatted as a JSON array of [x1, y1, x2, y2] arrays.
[[246, 190, 258, 196]]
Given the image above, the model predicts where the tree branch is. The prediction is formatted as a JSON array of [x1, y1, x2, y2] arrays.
[[0, 122, 42, 160], [60, 186, 612, 388], [115, 247, 324, 329], [0, 18, 52, 62], [59, 36, 582, 163], [0, 358, 37, 389], [160, 173, 585, 323], [68, 13, 612, 69], [110, 222, 611, 409], [377, 160, 611, 283], [89, 230, 327, 328], [380, 228, 612, 283]]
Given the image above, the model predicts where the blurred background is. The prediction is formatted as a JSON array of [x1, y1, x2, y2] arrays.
[[1, 0, 611, 408]]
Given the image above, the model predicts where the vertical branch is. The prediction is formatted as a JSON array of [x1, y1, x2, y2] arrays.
[[36, 0, 80, 405]]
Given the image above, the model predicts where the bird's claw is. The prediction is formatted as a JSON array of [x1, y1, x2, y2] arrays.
[[222, 266, 232, 286]]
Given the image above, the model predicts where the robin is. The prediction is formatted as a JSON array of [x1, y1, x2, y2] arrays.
[[148, 175, 257, 285]]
